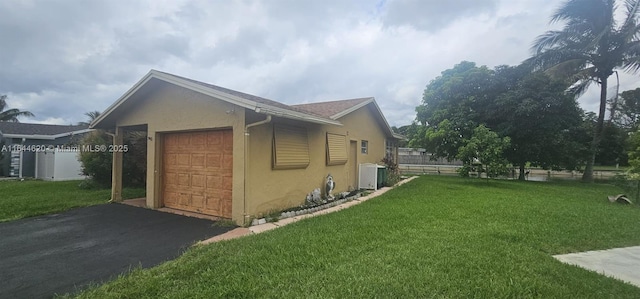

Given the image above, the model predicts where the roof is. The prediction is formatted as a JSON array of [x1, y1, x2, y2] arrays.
[[159, 71, 327, 118], [292, 98, 373, 119], [92, 70, 340, 128], [91, 70, 401, 139], [0, 122, 90, 140]]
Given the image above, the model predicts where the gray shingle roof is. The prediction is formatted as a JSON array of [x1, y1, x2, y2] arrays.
[[0, 122, 88, 136]]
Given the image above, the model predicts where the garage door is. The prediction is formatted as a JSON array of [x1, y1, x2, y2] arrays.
[[162, 130, 233, 218]]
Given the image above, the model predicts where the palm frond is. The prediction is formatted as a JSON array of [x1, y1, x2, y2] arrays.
[[567, 78, 594, 98], [623, 0, 640, 27], [0, 109, 35, 122]]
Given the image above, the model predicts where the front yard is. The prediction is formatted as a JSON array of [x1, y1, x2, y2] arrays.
[[66, 176, 640, 298], [0, 179, 145, 222]]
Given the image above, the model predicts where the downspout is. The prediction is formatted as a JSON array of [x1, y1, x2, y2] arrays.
[[243, 114, 272, 225]]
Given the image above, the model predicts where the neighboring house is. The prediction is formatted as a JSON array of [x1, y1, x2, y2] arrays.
[[0, 122, 90, 178], [91, 70, 402, 225]]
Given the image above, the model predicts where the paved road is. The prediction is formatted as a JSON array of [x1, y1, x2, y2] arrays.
[[0, 204, 235, 298]]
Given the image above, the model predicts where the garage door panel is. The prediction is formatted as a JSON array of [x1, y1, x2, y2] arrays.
[[178, 173, 190, 186], [206, 175, 222, 190], [222, 176, 233, 191], [177, 154, 190, 166], [207, 132, 222, 146], [206, 153, 222, 168], [191, 194, 204, 209], [163, 130, 232, 218], [191, 174, 205, 188], [191, 154, 205, 168]]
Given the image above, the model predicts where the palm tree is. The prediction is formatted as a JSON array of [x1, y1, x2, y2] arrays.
[[77, 111, 101, 126], [529, 0, 640, 181], [0, 95, 34, 122]]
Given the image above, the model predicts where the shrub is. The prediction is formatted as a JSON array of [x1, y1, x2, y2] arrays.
[[78, 130, 147, 188]]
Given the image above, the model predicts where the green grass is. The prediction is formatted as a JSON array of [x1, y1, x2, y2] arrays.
[[72, 176, 640, 298], [0, 179, 145, 222]]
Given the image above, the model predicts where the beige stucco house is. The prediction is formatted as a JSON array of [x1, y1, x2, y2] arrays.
[[91, 70, 402, 225]]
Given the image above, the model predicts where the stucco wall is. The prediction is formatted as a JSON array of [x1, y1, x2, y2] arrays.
[[113, 83, 246, 224], [245, 104, 387, 217]]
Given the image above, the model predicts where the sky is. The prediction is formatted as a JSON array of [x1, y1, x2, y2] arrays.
[[1, 0, 638, 127]]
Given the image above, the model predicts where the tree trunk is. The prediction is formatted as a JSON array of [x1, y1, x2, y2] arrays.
[[518, 162, 526, 180], [582, 77, 608, 182]]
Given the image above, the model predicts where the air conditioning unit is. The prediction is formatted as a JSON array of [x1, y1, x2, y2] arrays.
[[358, 163, 385, 190]]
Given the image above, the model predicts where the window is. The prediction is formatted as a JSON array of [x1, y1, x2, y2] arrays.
[[361, 140, 368, 154], [326, 133, 347, 165], [272, 125, 310, 169]]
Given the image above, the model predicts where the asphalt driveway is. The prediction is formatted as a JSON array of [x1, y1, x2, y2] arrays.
[[0, 203, 235, 298]]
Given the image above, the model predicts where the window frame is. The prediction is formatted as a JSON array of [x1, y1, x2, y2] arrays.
[[361, 140, 368, 154]]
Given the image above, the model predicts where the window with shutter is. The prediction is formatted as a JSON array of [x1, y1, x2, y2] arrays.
[[272, 125, 310, 169], [326, 133, 347, 165]]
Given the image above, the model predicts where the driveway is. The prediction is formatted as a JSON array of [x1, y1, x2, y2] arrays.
[[0, 204, 235, 298]]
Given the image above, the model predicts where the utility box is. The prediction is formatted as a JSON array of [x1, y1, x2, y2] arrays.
[[359, 163, 386, 190], [377, 166, 387, 189], [35, 149, 85, 181]]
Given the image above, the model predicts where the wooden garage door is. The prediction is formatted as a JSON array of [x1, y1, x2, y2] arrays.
[[163, 130, 233, 218]]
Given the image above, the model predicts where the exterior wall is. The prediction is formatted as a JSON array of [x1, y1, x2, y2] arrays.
[[244, 104, 387, 218], [114, 83, 246, 224]]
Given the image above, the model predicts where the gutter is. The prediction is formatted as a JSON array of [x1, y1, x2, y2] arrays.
[[243, 114, 272, 225]]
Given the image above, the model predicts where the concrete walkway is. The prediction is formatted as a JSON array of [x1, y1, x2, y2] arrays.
[[554, 246, 640, 288], [199, 176, 418, 245]]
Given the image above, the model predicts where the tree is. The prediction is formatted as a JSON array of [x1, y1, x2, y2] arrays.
[[414, 61, 496, 160], [77, 111, 101, 126], [457, 125, 511, 178], [413, 62, 588, 179], [0, 95, 34, 122], [614, 87, 640, 131], [529, 0, 640, 182], [492, 68, 588, 179]]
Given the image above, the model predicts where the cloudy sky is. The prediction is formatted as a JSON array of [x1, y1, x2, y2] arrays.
[[1, 0, 638, 127]]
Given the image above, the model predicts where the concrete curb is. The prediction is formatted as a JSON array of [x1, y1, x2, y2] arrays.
[[197, 176, 419, 245]]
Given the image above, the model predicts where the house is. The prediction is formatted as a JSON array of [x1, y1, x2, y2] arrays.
[[0, 122, 90, 178], [91, 70, 402, 225]]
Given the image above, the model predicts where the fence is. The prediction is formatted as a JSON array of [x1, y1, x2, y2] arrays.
[[398, 164, 622, 181]]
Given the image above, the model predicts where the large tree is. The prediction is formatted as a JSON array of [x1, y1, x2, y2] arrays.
[[414, 61, 496, 160], [413, 62, 588, 180], [529, 0, 640, 181], [0, 95, 34, 122], [492, 67, 588, 179]]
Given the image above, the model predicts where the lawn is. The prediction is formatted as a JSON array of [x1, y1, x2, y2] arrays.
[[0, 179, 145, 222], [72, 176, 640, 298]]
